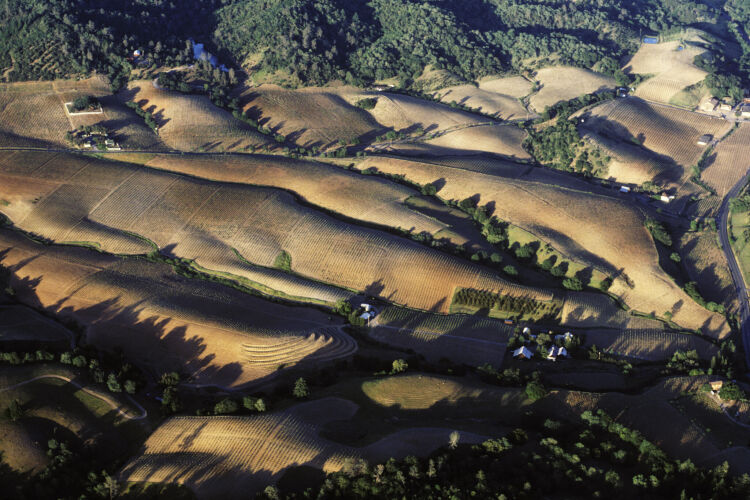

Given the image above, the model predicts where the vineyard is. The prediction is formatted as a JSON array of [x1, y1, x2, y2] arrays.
[[452, 287, 562, 321], [0, 305, 73, 347], [0, 151, 552, 315], [0, 228, 355, 388], [355, 155, 728, 337], [413, 123, 531, 159], [625, 40, 709, 105], [580, 98, 732, 182], [144, 154, 446, 236], [529, 67, 615, 112], [701, 124, 750, 209], [581, 130, 668, 185], [125, 81, 273, 152], [583, 329, 718, 361], [432, 84, 530, 120], [679, 230, 736, 310], [369, 306, 511, 367], [239, 84, 383, 148]]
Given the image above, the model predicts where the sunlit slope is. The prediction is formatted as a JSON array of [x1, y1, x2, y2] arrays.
[[0, 229, 355, 388], [0, 151, 549, 314], [356, 155, 728, 337]]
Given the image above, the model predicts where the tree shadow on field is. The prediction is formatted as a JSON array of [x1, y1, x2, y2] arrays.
[[116, 86, 171, 129]]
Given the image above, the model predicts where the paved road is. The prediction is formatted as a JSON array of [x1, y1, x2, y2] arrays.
[[0, 374, 148, 420], [717, 169, 750, 369]]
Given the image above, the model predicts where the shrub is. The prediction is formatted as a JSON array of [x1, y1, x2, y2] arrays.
[[355, 97, 377, 110], [293, 377, 309, 398], [525, 380, 548, 401], [391, 359, 408, 374], [562, 277, 583, 291], [719, 382, 745, 401], [503, 265, 518, 276], [273, 251, 292, 271], [214, 398, 239, 415]]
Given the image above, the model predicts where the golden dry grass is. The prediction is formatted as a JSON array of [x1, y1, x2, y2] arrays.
[[355, 155, 728, 337], [432, 84, 530, 120], [580, 98, 732, 185], [124, 80, 273, 152], [0, 229, 356, 389], [529, 67, 615, 112], [625, 40, 709, 105], [239, 84, 384, 148], [477, 76, 534, 98]]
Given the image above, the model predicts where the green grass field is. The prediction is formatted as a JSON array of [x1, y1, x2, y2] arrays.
[[729, 207, 750, 289]]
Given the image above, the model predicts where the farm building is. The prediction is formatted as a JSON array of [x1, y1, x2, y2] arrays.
[[642, 36, 659, 44], [720, 103, 733, 112], [522, 327, 531, 335], [617, 87, 629, 98], [660, 193, 676, 203], [619, 186, 631, 193], [710, 380, 723, 391], [547, 346, 568, 361], [697, 134, 712, 146], [512, 346, 533, 360], [741, 105, 750, 118], [700, 98, 719, 112]]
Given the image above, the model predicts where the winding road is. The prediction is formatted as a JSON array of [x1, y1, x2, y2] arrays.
[[717, 170, 750, 369]]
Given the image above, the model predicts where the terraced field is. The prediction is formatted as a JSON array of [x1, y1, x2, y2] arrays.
[[124, 81, 273, 152], [625, 40, 709, 105], [361, 374, 499, 409], [0, 229, 356, 388], [0, 151, 549, 315], [356, 155, 728, 337], [580, 98, 732, 186], [120, 397, 482, 498], [529, 67, 614, 112]]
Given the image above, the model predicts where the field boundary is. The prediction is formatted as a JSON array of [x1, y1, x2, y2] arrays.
[[0, 374, 147, 420]]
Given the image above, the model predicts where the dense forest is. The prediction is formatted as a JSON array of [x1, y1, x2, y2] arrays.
[[1, 0, 748, 87]]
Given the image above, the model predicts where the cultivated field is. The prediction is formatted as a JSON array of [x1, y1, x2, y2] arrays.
[[239, 85, 384, 148], [700, 124, 750, 210], [120, 396, 483, 498], [0, 305, 74, 347], [583, 328, 718, 361], [0, 77, 163, 150], [0, 229, 356, 388], [361, 374, 500, 410], [680, 230, 737, 309], [432, 84, 530, 120], [625, 40, 709, 105], [385, 123, 531, 160], [580, 97, 732, 185], [143, 154, 447, 236], [529, 67, 615, 112], [355, 155, 729, 337], [124, 81, 273, 152], [369, 306, 512, 367], [0, 151, 551, 315]]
